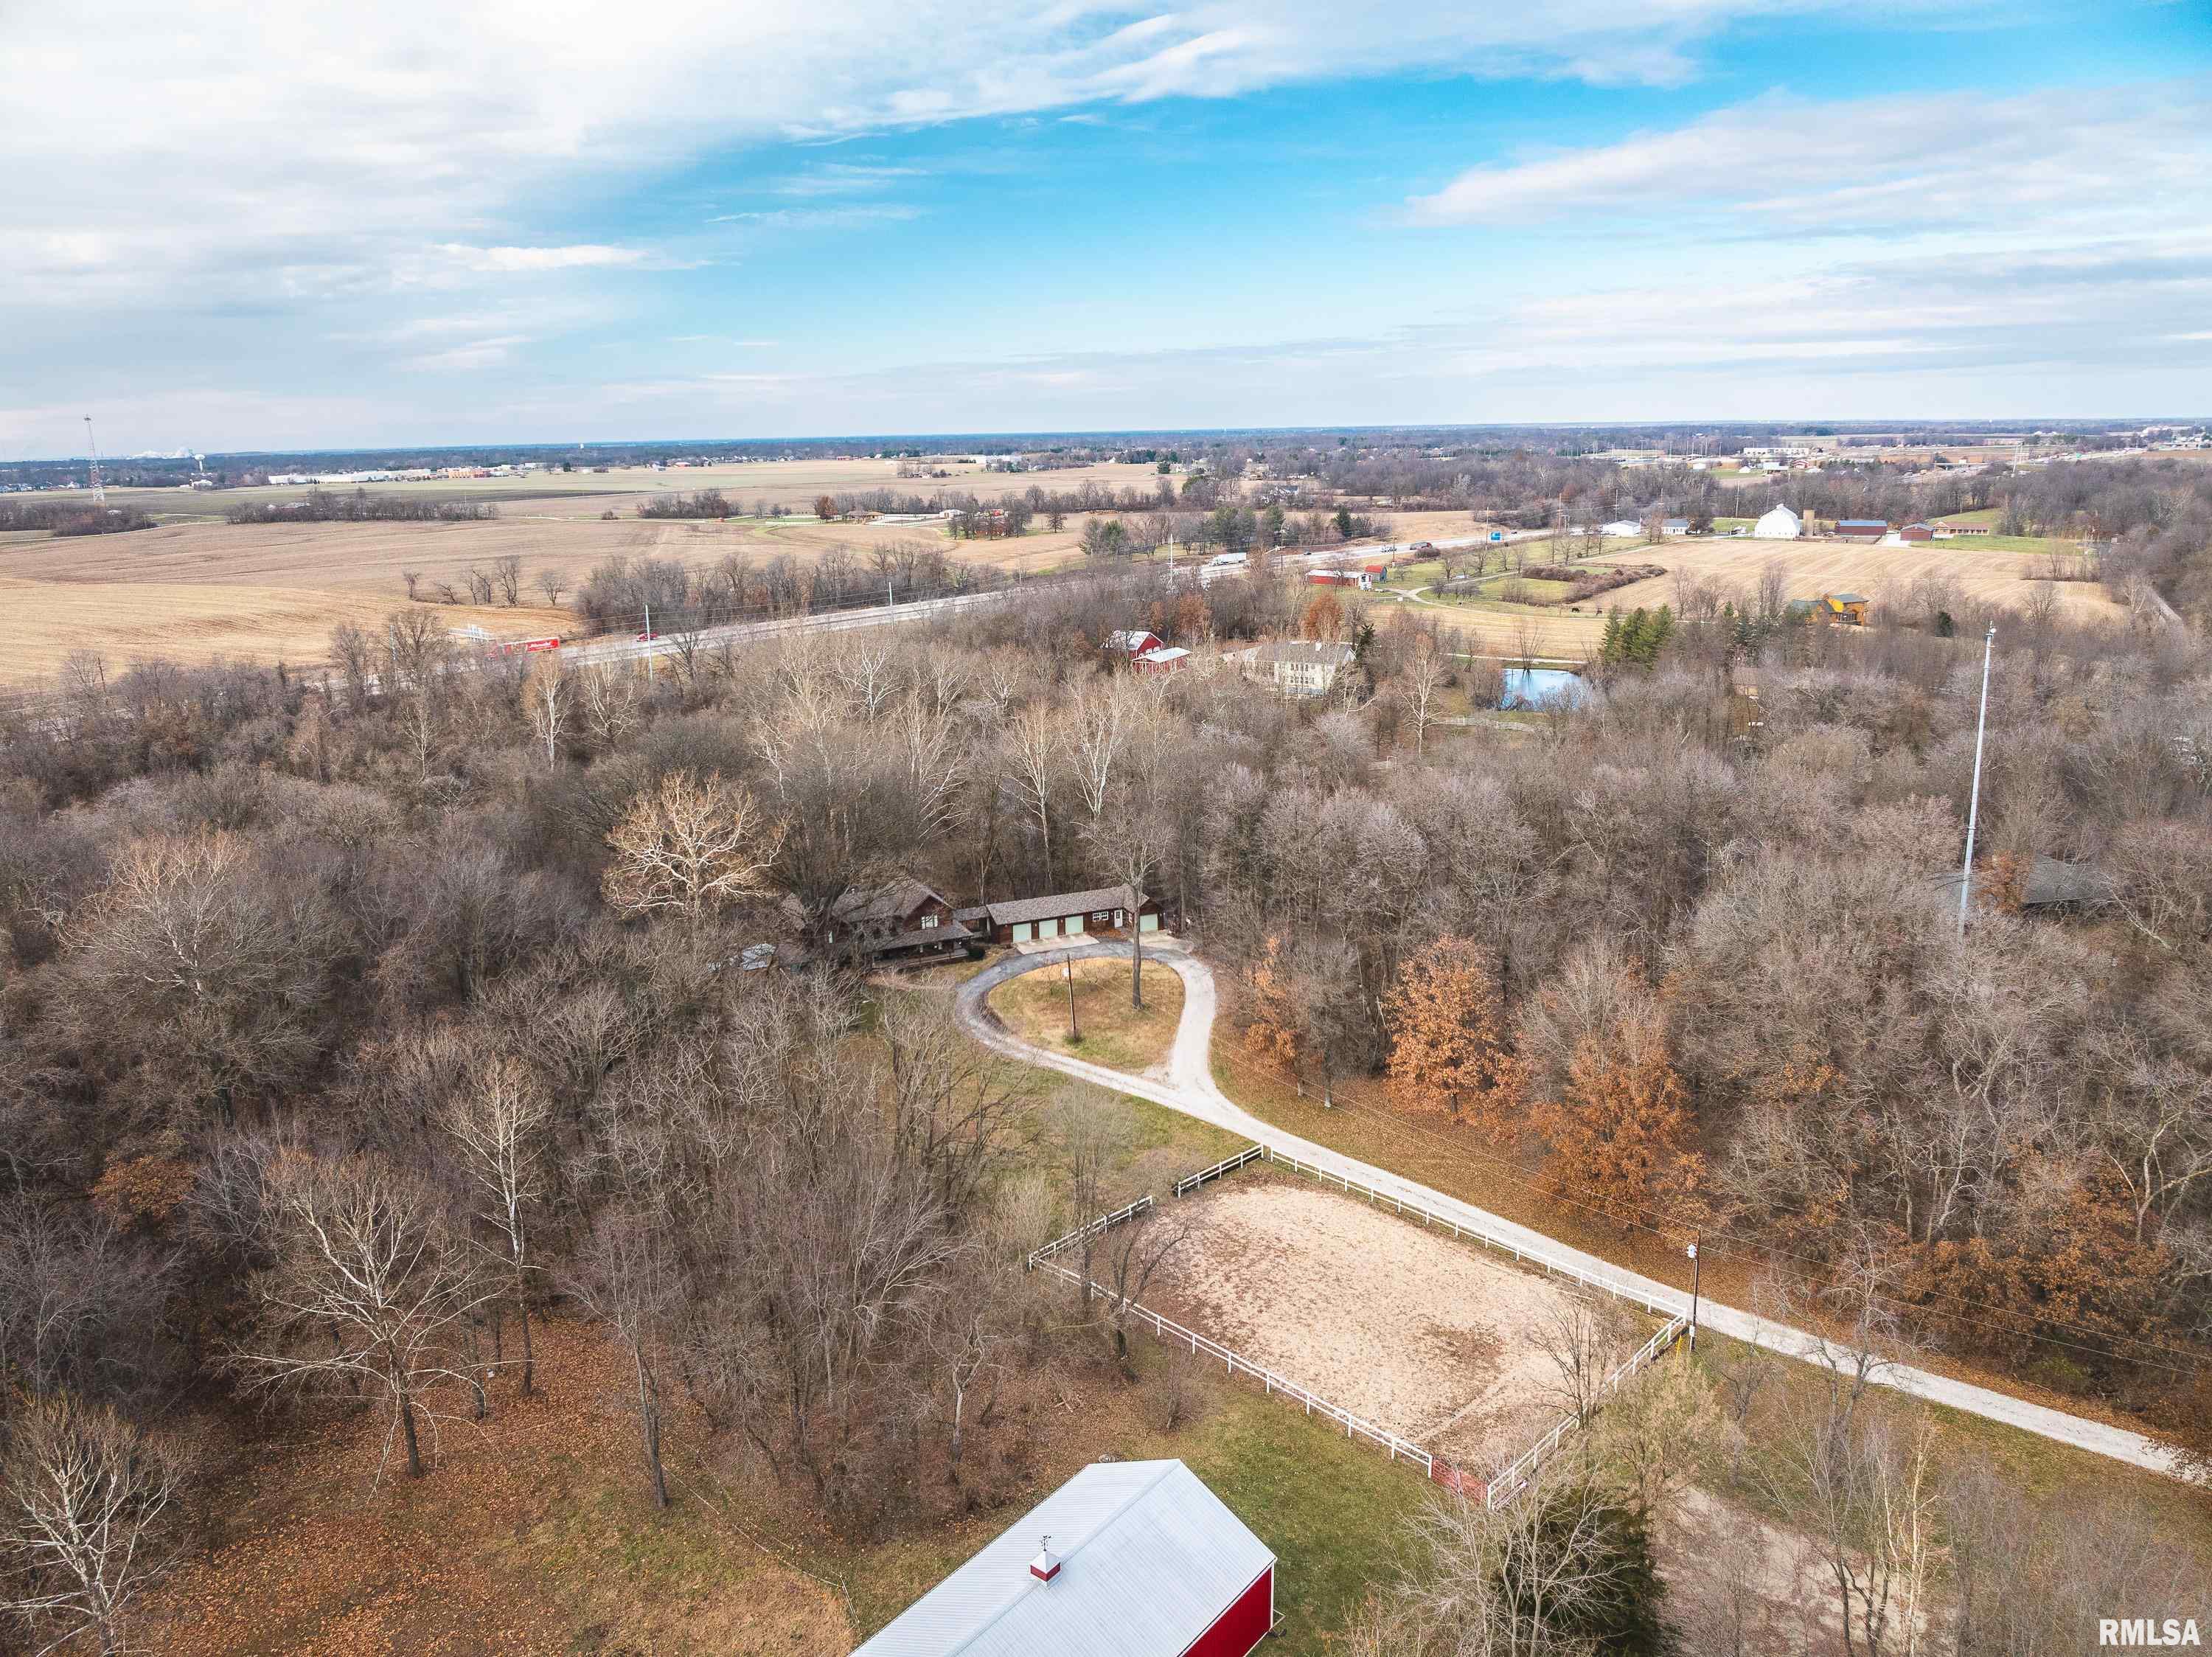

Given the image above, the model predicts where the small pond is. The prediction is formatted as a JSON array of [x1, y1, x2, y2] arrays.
[[1500, 667, 1588, 709]]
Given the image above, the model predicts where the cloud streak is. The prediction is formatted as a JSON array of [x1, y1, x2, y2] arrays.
[[1406, 79, 2212, 234]]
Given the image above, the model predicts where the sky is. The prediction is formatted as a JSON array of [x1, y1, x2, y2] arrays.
[[5, 0, 2210, 455]]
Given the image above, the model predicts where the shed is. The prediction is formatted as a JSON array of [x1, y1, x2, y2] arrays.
[[1899, 522, 1937, 543], [983, 883, 1159, 946], [1135, 646, 1190, 673], [854, 1459, 1275, 1657], [1834, 518, 1890, 541], [1107, 629, 1164, 656]]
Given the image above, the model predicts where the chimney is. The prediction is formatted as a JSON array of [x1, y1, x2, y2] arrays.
[[1029, 1536, 1061, 1584]]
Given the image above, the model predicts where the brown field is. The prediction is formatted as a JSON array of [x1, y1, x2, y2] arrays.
[[1147, 1178, 1615, 1468], [15, 456, 1167, 521], [1583, 535, 2122, 622], [0, 574, 571, 685]]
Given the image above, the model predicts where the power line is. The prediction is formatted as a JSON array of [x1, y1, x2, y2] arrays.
[[1203, 1042, 2208, 1375]]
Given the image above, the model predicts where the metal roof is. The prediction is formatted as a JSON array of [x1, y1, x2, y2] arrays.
[[853, 1460, 1273, 1657]]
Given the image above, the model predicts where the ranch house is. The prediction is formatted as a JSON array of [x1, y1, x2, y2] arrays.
[[983, 883, 1161, 946], [855, 1459, 1276, 1657]]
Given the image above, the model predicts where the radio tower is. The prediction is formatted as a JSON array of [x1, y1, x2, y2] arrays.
[[83, 416, 107, 504]]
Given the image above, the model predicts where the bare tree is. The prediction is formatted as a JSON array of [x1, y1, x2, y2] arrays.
[[229, 1150, 490, 1481], [580, 660, 644, 751], [570, 1201, 678, 1509], [400, 569, 422, 602], [437, 1056, 552, 1395], [534, 569, 566, 608], [491, 554, 524, 607], [1006, 702, 1061, 888], [1402, 633, 1447, 757], [523, 656, 567, 770], [602, 770, 784, 923], [0, 1394, 194, 1657]]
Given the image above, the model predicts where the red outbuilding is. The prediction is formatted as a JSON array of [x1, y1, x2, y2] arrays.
[[854, 1459, 1276, 1657]]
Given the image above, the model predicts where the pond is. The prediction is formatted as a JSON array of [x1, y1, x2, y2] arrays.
[[1500, 667, 1587, 709]]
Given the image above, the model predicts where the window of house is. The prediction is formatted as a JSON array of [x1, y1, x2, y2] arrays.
[[921, 914, 939, 929]]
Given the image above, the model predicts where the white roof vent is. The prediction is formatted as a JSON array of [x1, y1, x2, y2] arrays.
[[1029, 1536, 1061, 1584]]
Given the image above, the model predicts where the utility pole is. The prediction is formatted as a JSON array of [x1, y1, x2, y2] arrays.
[[1686, 1237, 1701, 1353], [83, 416, 106, 504], [1957, 626, 1996, 937], [1064, 958, 1079, 1044], [643, 600, 653, 681]]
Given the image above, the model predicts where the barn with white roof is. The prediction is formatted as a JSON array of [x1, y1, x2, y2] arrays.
[[853, 1459, 1276, 1657]]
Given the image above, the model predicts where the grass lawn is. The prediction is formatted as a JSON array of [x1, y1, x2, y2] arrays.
[[1683, 1330, 2212, 1573], [987, 956, 1184, 1074], [842, 1331, 1422, 1654]]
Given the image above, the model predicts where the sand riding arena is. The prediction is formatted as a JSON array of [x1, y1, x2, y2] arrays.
[[1140, 1176, 1646, 1469]]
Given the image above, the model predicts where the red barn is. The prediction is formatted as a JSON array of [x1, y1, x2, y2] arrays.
[[855, 1459, 1275, 1657]]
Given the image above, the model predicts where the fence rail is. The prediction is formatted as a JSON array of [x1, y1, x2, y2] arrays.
[[1157, 1142, 1694, 1507], [1029, 1255, 1439, 1476], [1484, 1314, 1687, 1510], [1186, 1142, 1680, 1321], [1172, 1144, 1267, 1197], [1025, 1195, 1154, 1270]]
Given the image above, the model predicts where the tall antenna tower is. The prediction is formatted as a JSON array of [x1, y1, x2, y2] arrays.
[[83, 416, 107, 504]]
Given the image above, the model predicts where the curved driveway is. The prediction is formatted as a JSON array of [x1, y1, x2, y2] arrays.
[[957, 944, 2186, 1480]]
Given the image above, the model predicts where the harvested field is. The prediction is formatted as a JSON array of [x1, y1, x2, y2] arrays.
[[0, 574, 571, 685], [1584, 535, 2121, 622], [1145, 1179, 1623, 1469]]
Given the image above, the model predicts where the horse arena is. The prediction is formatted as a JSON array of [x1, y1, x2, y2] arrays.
[[1144, 1178, 1624, 1467]]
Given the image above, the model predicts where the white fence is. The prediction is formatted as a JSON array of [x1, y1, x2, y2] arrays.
[[1183, 1143, 1680, 1320], [1026, 1195, 1153, 1270], [1481, 1315, 1687, 1510], [1164, 1142, 1694, 1507], [1027, 1253, 1441, 1476], [1172, 1144, 1266, 1197]]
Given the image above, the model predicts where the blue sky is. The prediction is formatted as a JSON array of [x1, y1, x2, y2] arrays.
[[6, 0, 2209, 454]]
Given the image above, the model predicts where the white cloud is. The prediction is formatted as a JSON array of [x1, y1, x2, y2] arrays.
[[434, 244, 650, 273], [1407, 79, 2212, 233], [773, 163, 926, 196], [708, 206, 925, 229], [406, 335, 535, 371]]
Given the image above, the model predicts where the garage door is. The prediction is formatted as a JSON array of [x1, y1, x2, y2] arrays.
[[1066, 914, 1085, 935], [1012, 922, 1032, 943], [1139, 913, 1160, 933]]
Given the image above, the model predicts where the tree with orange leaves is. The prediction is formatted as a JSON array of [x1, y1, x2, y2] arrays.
[[1531, 1003, 1705, 1232], [1383, 937, 1524, 1139], [1242, 936, 1304, 1074], [1300, 587, 1345, 641]]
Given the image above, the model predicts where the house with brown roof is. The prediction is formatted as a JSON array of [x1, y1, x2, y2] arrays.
[[981, 883, 1162, 947], [821, 877, 978, 965]]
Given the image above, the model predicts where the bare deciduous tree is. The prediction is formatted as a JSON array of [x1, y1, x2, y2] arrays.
[[229, 1150, 490, 1481], [0, 1394, 194, 1657], [437, 1056, 551, 1395], [602, 770, 784, 923]]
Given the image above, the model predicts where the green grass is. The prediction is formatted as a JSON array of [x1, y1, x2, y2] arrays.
[[838, 1338, 1422, 1653]]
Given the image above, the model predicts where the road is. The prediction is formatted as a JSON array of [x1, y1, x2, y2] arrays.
[[558, 586, 1011, 670], [956, 942, 2188, 1481]]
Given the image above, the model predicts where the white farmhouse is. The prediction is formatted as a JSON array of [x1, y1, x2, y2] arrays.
[[1752, 504, 1804, 540]]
